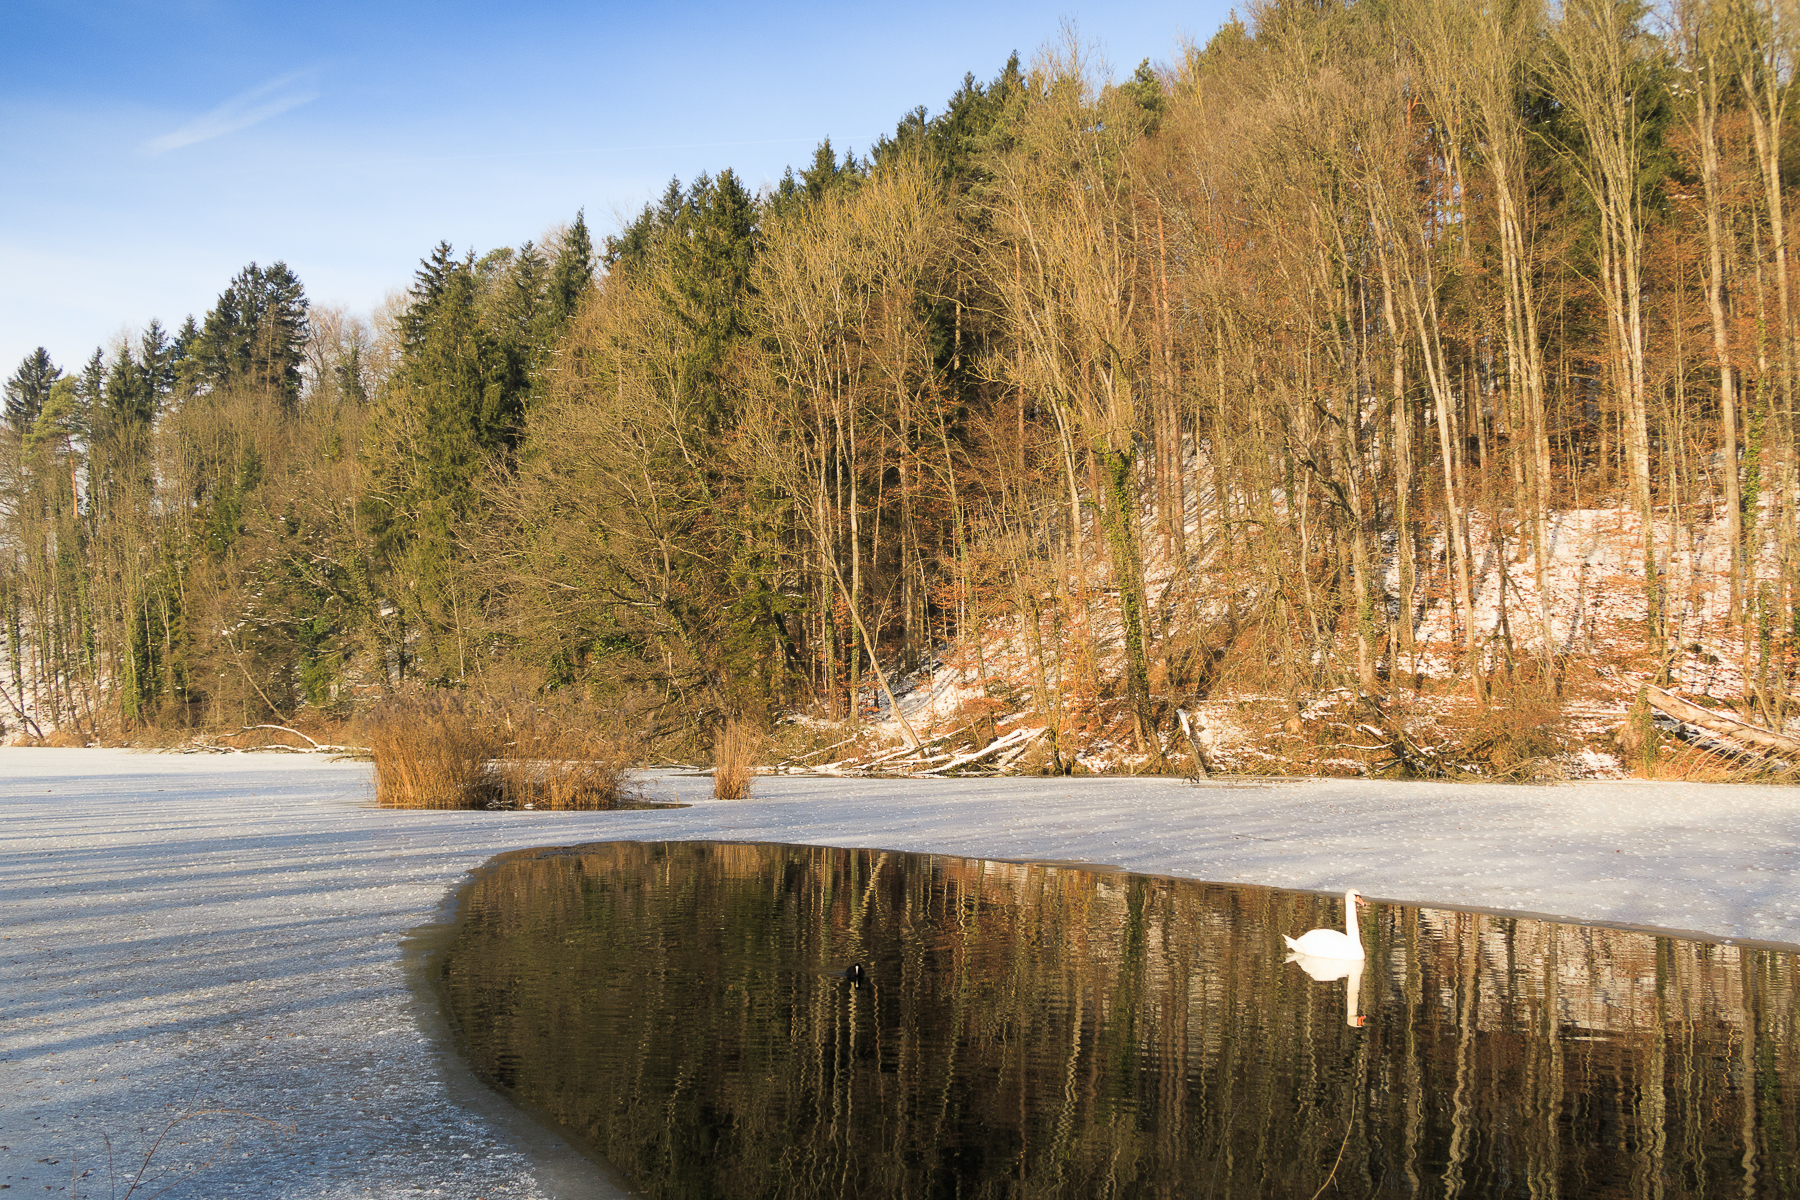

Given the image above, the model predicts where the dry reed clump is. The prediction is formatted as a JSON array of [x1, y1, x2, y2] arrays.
[[369, 690, 637, 810], [368, 692, 502, 809], [491, 701, 635, 810], [712, 719, 759, 799]]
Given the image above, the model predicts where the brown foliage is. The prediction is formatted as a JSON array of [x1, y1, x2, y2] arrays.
[[370, 690, 636, 810], [712, 719, 760, 800]]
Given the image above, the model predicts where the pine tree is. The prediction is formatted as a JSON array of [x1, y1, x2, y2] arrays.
[[22, 378, 80, 456]]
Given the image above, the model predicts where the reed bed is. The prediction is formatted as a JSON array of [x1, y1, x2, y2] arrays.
[[712, 719, 759, 800], [369, 690, 636, 810]]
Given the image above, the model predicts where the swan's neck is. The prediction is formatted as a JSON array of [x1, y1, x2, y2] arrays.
[[1344, 892, 1361, 945]]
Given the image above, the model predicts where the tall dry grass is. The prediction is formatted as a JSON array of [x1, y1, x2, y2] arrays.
[[491, 701, 634, 809], [712, 719, 759, 799], [368, 693, 500, 808], [369, 690, 636, 810]]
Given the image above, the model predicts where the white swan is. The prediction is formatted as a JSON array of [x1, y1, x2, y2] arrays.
[[1283, 889, 1367, 959]]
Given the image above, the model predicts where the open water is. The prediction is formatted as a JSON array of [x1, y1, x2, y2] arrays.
[[440, 841, 1800, 1199]]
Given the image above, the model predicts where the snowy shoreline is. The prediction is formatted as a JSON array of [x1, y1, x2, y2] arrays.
[[5, 748, 1800, 1197]]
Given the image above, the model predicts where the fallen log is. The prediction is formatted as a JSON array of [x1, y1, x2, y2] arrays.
[[1176, 709, 1216, 776], [1643, 685, 1800, 757], [920, 726, 1042, 776]]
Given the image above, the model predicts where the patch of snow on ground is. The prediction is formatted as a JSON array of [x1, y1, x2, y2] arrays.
[[5, 748, 1800, 1195]]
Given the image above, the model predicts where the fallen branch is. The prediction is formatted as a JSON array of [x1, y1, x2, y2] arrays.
[[993, 735, 1041, 773], [1357, 696, 1452, 778], [241, 724, 319, 748], [774, 731, 866, 767], [921, 726, 1042, 776], [1177, 709, 1215, 776], [1643, 686, 1800, 758], [846, 743, 932, 770]]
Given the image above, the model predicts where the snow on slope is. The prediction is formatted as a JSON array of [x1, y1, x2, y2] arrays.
[[5, 748, 1800, 1196], [862, 494, 1797, 775]]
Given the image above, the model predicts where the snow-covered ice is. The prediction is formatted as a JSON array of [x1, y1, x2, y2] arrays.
[[6, 748, 1800, 1197]]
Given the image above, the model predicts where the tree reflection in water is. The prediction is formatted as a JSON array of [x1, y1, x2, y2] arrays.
[[441, 841, 1800, 1199]]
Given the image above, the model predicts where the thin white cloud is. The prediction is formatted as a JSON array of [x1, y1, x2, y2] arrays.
[[145, 71, 318, 154]]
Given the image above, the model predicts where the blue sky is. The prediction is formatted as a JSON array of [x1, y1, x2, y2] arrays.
[[0, 1, 1233, 380]]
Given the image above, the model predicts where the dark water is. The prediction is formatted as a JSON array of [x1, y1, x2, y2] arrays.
[[440, 842, 1800, 1199]]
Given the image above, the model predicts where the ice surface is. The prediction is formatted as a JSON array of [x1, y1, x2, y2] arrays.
[[5, 748, 1800, 1196]]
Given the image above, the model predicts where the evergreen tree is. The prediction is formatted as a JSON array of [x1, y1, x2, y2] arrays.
[[334, 341, 368, 405], [660, 169, 760, 434], [171, 315, 204, 401], [77, 349, 105, 416], [3, 347, 62, 433], [195, 262, 310, 407], [139, 319, 180, 407], [101, 346, 155, 433], [22, 378, 80, 457], [768, 139, 866, 219], [479, 242, 549, 354], [399, 242, 460, 350], [363, 239, 537, 679], [1114, 59, 1167, 130], [548, 210, 595, 327], [873, 54, 1025, 187], [605, 178, 685, 271], [802, 138, 861, 197]]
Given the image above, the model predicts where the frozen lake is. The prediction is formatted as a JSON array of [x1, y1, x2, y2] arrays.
[[4, 748, 1800, 1196]]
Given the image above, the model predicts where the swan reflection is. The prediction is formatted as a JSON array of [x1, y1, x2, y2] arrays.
[[1288, 951, 1367, 1027]]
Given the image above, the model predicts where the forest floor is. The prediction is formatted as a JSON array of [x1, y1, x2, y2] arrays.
[[847, 499, 1800, 780], [5, 748, 1800, 1196]]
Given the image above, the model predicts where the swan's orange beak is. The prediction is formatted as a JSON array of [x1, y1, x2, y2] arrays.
[[1354, 895, 1369, 908], [1349, 1014, 1368, 1028]]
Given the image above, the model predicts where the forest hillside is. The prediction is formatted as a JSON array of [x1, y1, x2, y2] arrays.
[[3, 0, 1798, 778]]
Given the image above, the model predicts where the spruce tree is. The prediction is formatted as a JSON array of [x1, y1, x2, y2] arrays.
[[171, 315, 203, 401], [768, 140, 865, 220], [399, 243, 459, 350], [547, 210, 595, 327], [3, 347, 62, 433], [195, 262, 310, 408], [663, 169, 759, 435], [139, 319, 180, 406], [605, 178, 685, 272], [102, 346, 155, 432], [334, 341, 368, 405], [77, 349, 105, 415]]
